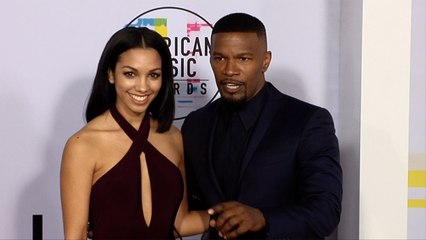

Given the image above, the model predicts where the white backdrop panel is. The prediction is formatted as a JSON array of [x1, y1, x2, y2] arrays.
[[0, 1, 340, 238]]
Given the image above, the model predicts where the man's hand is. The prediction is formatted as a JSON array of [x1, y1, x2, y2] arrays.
[[208, 201, 266, 239]]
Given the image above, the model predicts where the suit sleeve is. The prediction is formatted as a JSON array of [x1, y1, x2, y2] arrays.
[[262, 108, 342, 239], [181, 112, 208, 210]]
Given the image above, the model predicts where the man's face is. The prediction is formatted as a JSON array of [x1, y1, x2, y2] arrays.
[[210, 32, 271, 105]]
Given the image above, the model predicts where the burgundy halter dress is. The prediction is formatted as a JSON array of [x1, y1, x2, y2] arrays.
[[88, 106, 183, 239]]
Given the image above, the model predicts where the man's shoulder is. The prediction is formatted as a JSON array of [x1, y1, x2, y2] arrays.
[[181, 99, 219, 132], [186, 99, 220, 119], [266, 82, 320, 112]]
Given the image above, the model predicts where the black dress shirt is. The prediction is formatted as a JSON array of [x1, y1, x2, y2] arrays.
[[212, 85, 268, 200]]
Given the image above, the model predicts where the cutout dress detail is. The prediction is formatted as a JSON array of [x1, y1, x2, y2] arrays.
[[88, 106, 184, 239]]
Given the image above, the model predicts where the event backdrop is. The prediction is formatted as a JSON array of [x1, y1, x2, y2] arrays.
[[0, 1, 340, 238], [0, 0, 424, 239]]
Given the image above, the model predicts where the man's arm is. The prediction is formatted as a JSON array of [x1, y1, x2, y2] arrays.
[[264, 108, 342, 238], [209, 108, 342, 239]]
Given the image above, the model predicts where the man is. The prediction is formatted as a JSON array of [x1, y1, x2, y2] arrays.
[[181, 13, 342, 239]]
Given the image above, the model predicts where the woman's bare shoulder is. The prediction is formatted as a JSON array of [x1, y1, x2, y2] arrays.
[[63, 112, 117, 160], [166, 124, 182, 140], [153, 122, 182, 146], [149, 120, 183, 165]]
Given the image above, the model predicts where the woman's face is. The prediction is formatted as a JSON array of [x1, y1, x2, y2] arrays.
[[109, 47, 162, 119]]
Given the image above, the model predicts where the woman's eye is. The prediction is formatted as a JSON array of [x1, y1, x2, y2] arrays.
[[150, 72, 161, 78], [124, 72, 136, 78]]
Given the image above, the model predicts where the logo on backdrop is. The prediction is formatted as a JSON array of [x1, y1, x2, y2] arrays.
[[127, 6, 218, 120]]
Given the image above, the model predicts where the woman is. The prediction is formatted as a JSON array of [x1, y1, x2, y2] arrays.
[[60, 27, 208, 239]]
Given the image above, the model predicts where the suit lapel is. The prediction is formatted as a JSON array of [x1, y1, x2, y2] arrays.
[[203, 84, 284, 200], [238, 84, 282, 182], [206, 102, 226, 201]]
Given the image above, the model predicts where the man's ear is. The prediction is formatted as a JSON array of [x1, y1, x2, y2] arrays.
[[262, 51, 272, 73]]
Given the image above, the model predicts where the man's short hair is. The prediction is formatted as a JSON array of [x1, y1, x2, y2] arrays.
[[212, 12, 267, 41]]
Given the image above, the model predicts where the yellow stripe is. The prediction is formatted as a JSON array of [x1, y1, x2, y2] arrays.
[[408, 170, 426, 187], [408, 199, 426, 208], [156, 25, 167, 38]]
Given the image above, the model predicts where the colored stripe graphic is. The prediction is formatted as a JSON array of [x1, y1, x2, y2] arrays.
[[154, 18, 167, 37], [409, 170, 426, 187], [408, 199, 426, 208], [128, 18, 167, 37]]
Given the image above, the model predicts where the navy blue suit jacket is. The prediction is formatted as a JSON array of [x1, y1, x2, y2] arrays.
[[181, 82, 342, 239]]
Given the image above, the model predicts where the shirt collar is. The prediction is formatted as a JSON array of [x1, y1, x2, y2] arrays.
[[220, 83, 268, 131]]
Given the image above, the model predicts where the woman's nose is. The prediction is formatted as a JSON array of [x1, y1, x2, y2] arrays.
[[135, 77, 147, 91]]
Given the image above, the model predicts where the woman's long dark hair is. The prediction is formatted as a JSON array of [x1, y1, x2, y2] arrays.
[[85, 27, 175, 133]]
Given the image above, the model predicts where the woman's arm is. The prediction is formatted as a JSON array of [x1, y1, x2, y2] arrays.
[[174, 157, 210, 237], [60, 133, 95, 239], [170, 127, 209, 237]]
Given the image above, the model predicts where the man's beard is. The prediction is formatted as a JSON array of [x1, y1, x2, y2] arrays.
[[221, 95, 246, 111]]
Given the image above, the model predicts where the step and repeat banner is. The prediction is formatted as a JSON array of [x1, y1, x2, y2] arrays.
[[128, 7, 218, 121], [0, 3, 339, 237], [0, 0, 423, 239]]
